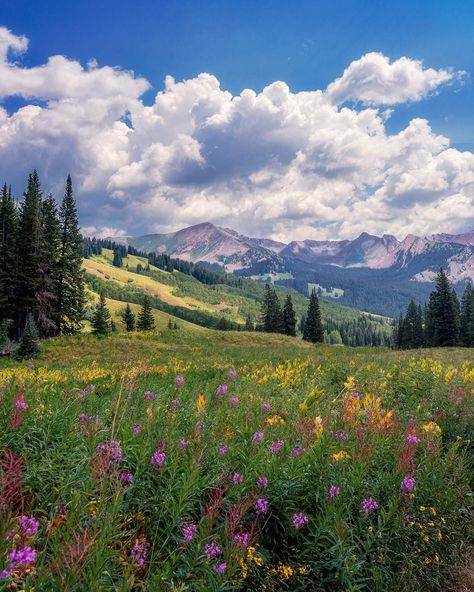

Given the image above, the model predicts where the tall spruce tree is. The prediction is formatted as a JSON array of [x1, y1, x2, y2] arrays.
[[0, 184, 18, 329], [137, 295, 155, 331], [122, 303, 136, 332], [426, 269, 460, 346], [91, 293, 111, 336], [460, 284, 473, 346], [56, 176, 85, 334], [303, 289, 324, 343], [14, 313, 40, 360], [15, 171, 43, 337], [37, 194, 61, 336], [282, 294, 297, 336], [113, 247, 123, 268], [245, 313, 254, 331], [260, 285, 283, 333]]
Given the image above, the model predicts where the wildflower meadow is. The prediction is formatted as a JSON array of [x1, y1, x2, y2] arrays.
[[0, 330, 473, 590]]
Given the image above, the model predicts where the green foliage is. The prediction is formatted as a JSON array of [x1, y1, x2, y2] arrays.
[[91, 293, 112, 335], [0, 331, 472, 590], [137, 295, 155, 331], [282, 294, 297, 336], [14, 312, 40, 359], [260, 284, 284, 332], [121, 303, 136, 332], [303, 289, 324, 343]]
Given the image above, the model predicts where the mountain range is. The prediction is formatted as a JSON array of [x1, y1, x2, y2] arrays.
[[109, 223, 474, 317]]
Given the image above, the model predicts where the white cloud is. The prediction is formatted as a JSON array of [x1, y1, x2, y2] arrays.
[[0, 26, 472, 242], [326, 52, 463, 105]]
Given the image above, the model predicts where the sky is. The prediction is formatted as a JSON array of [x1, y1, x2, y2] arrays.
[[0, 0, 473, 241]]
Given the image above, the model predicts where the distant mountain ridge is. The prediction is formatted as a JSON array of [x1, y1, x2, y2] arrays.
[[111, 222, 474, 284]]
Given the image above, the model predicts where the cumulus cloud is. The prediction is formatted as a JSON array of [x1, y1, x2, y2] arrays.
[[326, 52, 464, 105], [0, 26, 473, 242]]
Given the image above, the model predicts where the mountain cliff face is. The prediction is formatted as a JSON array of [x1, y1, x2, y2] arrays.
[[111, 223, 474, 283]]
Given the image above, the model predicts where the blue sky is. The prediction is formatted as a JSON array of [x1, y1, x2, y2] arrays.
[[3, 0, 473, 147], [0, 1, 473, 240]]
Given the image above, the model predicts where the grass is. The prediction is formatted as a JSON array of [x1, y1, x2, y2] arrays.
[[0, 329, 472, 591]]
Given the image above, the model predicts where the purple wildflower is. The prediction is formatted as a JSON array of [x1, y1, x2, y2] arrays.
[[175, 374, 185, 387], [96, 440, 123, 466], [14, 400, 28, 411], [252, 431, 264, 446], [231, 396, 239, 407], [143, 391, 155, 400], [362, 497, 379, 515], [219, 444, 228, 455], [133, 424, 142, 435], [213, 562, 227, 575], [232, 472, 244, 486], [255, 497, 268, 515], [328, 485, 340, 499], [234, 531, 249, 548], [257, 476, 268, 489], [120, 470, 133, 486], [205, 541, 222, 560], [262, 401, 271, 413], [271, 439, 284, 453], [406, 433, 420, 445], [78, 413, 95, 422], [1, 545, 36, 578], [216, 384, 228, 399], [179, 438, 189, 451], [181, 521, 197, 543], [195, 421, 204, 431], [169, 399, 180, 412], [293, 512, 309, 529], [19, 515, 39, 537], [150, 450, 166, 470], [402, 514, 411, 527], [291, 446, 305, 458], [228, 368, 237, 380], [400, 475, 415, 495], [131, 538, 149, 567]]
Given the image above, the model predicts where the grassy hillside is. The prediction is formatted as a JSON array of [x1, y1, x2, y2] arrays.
[[83, 250, 393, 336], [0, 329, 472, 590]]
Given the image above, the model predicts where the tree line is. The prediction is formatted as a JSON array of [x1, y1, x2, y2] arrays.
[[259, 284, 324, 343], [0, 172, 85, 356], [395, 268, 473, 348]]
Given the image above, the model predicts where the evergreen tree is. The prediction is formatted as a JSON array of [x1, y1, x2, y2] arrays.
[[113, 247, 123, 268], [91, 293, 111, 336], [260, 285, 283, 333], [122, 303, 136, 332], [15, 171, 43, 337], [245, 312, 254, 331], [0, 319, 9, 353], [137, 295, 155, 331], [426, 269, 460, 346], [168, 318, 173, 330], [0, 184, 18, 329], [460, 284, 473, 346], [56, 175, 85, 335], [282, 294, 297, 336], [36, 194, 61, 336], [14, 313, 40, 360], [303, 289, 324, 343]]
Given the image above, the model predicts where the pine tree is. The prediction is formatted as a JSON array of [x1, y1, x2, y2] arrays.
[[113, 247, 123, 268], [425, 269, 460, 347], [303, 289, 324, 343], [245, 312, 253, 331], [260, 285, 283, 333], [122, 303, 136, 332], [460, 284, 473, 346], [56, 176, 85, 335], [137, 295, 155, 331], [0, 184, 18, 329], [91, 293, 111, 336], [15, 171, 43, 337], [14, 313, 40, 360], [36, 194, 61, 336], [0, 319, 9, 353], [282, 294, 297, 336]]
